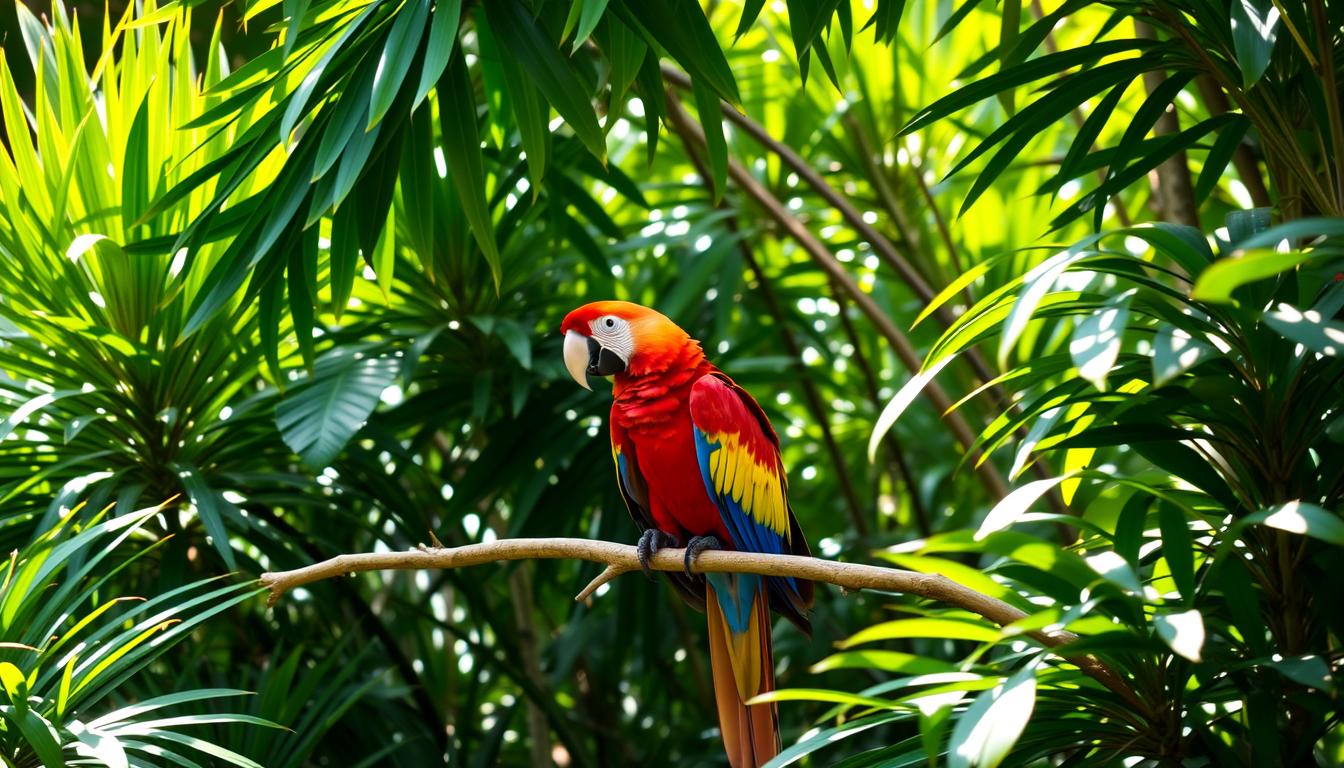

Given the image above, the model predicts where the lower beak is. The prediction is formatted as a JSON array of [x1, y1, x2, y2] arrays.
[[564, 330, 594, 390], [563, 330, 628, 390]]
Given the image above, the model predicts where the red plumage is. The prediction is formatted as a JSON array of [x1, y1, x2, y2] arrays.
[[562, 301, 813, 767]]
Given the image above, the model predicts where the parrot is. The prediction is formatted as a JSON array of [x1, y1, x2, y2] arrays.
[[561, 300, 813, 767]]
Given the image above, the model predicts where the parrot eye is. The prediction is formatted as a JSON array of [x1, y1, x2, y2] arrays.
[[603, 317, 616, 329]]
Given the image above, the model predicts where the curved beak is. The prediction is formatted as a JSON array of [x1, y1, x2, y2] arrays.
[[563, 330, 594, 390], [563, 330, 627, 390]]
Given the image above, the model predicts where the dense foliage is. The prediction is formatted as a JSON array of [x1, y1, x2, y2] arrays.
[[0, 0, 1339, 765]]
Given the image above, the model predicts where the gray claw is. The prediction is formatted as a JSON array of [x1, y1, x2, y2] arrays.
[[636, 529, 679, 579], [683, 535, 722, 576]]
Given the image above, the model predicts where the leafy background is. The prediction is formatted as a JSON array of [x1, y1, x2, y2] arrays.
[[0, 0, 1340, 765]]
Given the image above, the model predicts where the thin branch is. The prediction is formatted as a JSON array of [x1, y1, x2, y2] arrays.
[[259, 537, 1145, 714], [1135, 21, 1200, 230]]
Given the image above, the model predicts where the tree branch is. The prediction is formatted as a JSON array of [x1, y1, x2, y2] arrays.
[[259, 537, 1144, 713]]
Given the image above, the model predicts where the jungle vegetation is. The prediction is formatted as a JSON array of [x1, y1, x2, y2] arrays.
[[0, 0, 1341, 765]]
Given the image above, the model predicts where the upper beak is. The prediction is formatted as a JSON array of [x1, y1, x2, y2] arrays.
[[563, 330, 628, 390], [563, 330, 594, 390]]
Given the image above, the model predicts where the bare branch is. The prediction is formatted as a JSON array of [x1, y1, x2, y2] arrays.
[[259, 536, 1144, 713]]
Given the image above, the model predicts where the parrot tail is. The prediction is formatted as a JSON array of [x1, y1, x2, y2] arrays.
[[705, 573, 780, 768]]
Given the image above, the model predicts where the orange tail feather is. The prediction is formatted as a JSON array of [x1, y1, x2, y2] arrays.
[[706, 580, 780, 768]]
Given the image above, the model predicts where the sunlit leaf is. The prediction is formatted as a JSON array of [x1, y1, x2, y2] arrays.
[[1154, 609, 1205, 662]]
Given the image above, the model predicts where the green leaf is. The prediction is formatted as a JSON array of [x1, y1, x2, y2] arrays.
[[735, 0, 768, 38], [414, 0, 462, 108], [899, 39, 1153, 135], [810, 651, 956, 675], [1152, 324, 1219, 386], [1230, 0, 1280, 87], [438, 48, 502, 289], [275, 347, 400, 468], [485, 0, 606, 162], [177, 467, 238, 569], [368, 0, 429, 128], [572, 0, 611, 50], [1256, 655, 1333, 692], [1154, 609, 1204, 662], [974, 474, 1075, 540], [621, 0, 741, 105], [946, 663, 1036, 768], [842, 618, 1002, 647], [1158, 502, 1195, 602], [4, 706, 65, 767], [692, 76, 727, 201], [1069, 289, 1132, 390], [1194, 118, 1250, 204], [1263, 304, 1344, 358], [787, 0, 844, 58], [1192, 250, 1317, 303], [867, 356, 955, 461], [998, 249, 1088, 368], [1242, 501, 1344, 546], [479, 15, 549, 192], [761, 714, 911, 768]]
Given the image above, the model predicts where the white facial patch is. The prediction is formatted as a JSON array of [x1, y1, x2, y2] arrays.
[[589, 315, 634, 364]]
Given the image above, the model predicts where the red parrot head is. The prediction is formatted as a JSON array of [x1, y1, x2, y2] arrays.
[[560, 301, 694, 389]]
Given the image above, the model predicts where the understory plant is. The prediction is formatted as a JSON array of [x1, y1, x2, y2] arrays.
[[0, 504, 272, 768], [773, 213, 1343, 766]]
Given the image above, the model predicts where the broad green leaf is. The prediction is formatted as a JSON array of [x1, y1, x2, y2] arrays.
[[571, 0, 611, 50], [1152, 324, 1219, 386], [692, 76, 727, 201], [867, 355, 954, 461], [485, 0, 606, 162], [748, 688, 901, 709], [900, 39, 1153, 134], [479, 15, 549, 192], [1255, 655, 1333, 692], [1194, 118, 1250, 204], [368, 0, 429, 128], [1231, 0, 1280, 87], [841, 618, 1001, 648], [1069, 289, 1133, 390], [176, 468, 237, 570], [275, 348, 400, 467], [1263, 304, 1344, 358], [946, 664, 1036, 768], [810, 651, 956, 675], [438, 48, 501, 289], [1154, 609, 1204, 662], [6, 706, 65, 767], [413, 0, 462, 108], [787, 0, 844, 58], [974, 474, 1075, 541], [1157, 502, 1195, 602], [760, 714, 912, 768], [1243, 501, 1344, 546], [1192, 250, 1317, 303], [998, 249, 1087, 368], [622, 0, 741, 106]]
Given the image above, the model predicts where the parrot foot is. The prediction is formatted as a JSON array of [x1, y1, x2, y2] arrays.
[[682, 535, 722, 576], [636, 529, 680, 580]]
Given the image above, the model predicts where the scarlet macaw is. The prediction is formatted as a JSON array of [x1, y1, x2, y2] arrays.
[[561, 300, 812, 767]]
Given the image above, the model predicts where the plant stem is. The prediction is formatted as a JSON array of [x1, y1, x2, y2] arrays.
[[1135, 21, 1200, 230]]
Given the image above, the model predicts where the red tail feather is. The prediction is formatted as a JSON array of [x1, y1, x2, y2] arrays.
[[706, 582, 780, 767]]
